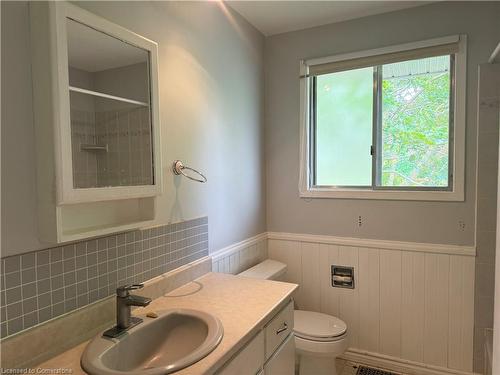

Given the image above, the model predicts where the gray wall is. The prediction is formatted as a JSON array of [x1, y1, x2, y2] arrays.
[[1, 1, 267, 256], [265, 1, 500, 246]]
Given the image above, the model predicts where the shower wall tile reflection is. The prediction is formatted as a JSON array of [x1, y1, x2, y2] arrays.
[[95, 107, 153, 187]]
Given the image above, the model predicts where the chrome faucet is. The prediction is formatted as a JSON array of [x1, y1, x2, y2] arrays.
[[103, 284, 152, 338]]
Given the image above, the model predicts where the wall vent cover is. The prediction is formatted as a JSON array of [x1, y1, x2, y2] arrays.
[[356, 366, 400, 375]]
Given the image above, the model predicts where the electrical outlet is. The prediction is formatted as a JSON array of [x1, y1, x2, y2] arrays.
[[458, 220, 466, 232]]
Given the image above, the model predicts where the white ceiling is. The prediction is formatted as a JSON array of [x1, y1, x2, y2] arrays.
[[226, 1, 430, 36]]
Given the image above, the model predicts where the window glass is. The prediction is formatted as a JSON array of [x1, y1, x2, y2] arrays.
[[380, 56, 451, 187], [311, 54, 452, 190], [315, 67, 373, 186]]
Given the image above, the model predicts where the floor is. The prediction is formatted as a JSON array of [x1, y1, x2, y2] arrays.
[[336, 359, 409, 375], [336, 359, 358, 375]]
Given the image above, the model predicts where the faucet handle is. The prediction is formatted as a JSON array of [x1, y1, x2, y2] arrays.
[[116, 284, 144, 297]]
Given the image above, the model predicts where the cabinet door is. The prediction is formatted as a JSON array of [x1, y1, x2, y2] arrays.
[[218, 331, 264, 375], [265, 301, 294, 359], [31, 1, 162, 205], [264, 334, 295, 375]]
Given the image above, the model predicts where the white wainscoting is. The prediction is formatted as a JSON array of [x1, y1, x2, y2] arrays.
[[268, 232, 476, 375], [211, 233, 268, 274]]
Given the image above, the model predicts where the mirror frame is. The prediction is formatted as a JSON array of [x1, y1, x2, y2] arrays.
[[52, 2, 162, 204]]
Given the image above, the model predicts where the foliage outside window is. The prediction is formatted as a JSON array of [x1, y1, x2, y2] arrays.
[[311, 54, 454, 191]]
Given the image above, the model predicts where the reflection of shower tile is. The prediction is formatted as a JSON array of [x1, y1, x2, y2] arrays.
[[69, 106, 155, 188], [129, 110, 140, 131]]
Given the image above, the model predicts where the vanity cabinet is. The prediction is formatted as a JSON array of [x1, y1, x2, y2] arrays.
[[29, 1, 162, 243], [218, 331, 265, 375], [264, 334, 295, 375], [218, 300, 295, 375]]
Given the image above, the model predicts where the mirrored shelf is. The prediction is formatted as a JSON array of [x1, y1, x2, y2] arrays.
[[30, 1, 162, 244], [69, 86, 149, 107]]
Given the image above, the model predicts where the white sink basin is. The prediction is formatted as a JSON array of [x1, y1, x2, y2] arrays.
[[81, 309, 224, 375]]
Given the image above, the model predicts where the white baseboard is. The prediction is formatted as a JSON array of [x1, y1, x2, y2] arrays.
[[342, 349, 479, 375]]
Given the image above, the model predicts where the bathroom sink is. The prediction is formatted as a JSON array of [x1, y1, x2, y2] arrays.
[[81, 309, 224, 375]]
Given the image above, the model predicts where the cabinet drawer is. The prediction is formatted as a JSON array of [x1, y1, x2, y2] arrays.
[[264, 333, 295, 375], [218, 331, 264, 375], [265, 300, 294, 359]]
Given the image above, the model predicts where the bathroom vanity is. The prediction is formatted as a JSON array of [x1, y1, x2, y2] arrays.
[[217, 301, 294, 375], [32, 272, 298, 374]]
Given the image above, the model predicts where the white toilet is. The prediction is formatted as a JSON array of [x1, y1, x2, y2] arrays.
[[238, 259, 349, 375]]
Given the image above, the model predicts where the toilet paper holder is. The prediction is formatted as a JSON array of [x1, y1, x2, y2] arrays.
[[331, 266, 355, 289]]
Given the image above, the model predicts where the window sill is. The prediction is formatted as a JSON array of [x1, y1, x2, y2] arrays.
[[299, 187, 464, 201]]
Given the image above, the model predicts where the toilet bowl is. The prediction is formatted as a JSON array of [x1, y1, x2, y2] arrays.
[[238, 259, 349, 375], [294, 310, 349, 375]]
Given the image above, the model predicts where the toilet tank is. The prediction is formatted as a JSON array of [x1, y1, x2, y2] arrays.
[[238, 259, 287, 281]]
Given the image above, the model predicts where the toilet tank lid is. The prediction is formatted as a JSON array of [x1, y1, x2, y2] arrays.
[[238, 259, 287, 280]]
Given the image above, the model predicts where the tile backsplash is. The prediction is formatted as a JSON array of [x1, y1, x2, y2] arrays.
[[0, 217, 208, 338]]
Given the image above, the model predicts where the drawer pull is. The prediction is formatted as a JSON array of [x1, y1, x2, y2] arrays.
[[276, 322, 288, 335]]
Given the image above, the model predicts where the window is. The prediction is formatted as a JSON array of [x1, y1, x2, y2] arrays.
[[300, 36, 466, 200]]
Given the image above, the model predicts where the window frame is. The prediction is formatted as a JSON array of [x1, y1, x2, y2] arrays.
[[299, 35, 467, 201]]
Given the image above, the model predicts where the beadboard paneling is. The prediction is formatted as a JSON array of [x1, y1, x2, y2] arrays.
[[424, 253, 450, 367], [448, 255, 475, 371], [211, 234, 268, 275], [358, 247, 380, 353], [268, 235, 475, 374], [401, 251, 425, 363], [379, 249, 402, 358], [338, 246, 360, 349]]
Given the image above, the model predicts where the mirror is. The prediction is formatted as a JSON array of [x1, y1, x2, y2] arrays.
[[66, 18, 154, 189]]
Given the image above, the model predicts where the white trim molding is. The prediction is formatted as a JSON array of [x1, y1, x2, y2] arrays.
[[342, 349, 480, 375], [212, 232, 476, 272], [267, 232, 476, 257], [299, 35, 467, 201]]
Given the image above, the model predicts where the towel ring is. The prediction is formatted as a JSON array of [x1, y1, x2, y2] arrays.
[[172, 160, 207, 183]]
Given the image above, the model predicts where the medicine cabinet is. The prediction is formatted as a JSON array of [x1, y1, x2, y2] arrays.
[[30, 2, 162, 243]]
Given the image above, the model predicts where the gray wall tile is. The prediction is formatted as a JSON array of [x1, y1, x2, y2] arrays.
[[0, 217, 208, 339], [38, 306, 52, 323], [36, 250, 50, 266], [21, 254, 35, 269], [6, 287, 22, 304], [8, 317, 23, 336], [4, 257, 20, 274], [50, 248, 62, 262], [5, 272, 21, 289], [7, 302, 23, 320], [22, 283, 37, 299], [21, 268, 35, 284], [36, 264, 50, 281], [38, 292, 51, 310], [22, 297, 37, 314]]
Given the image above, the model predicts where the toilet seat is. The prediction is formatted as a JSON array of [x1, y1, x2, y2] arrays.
[[293, 310, 347, 342]]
